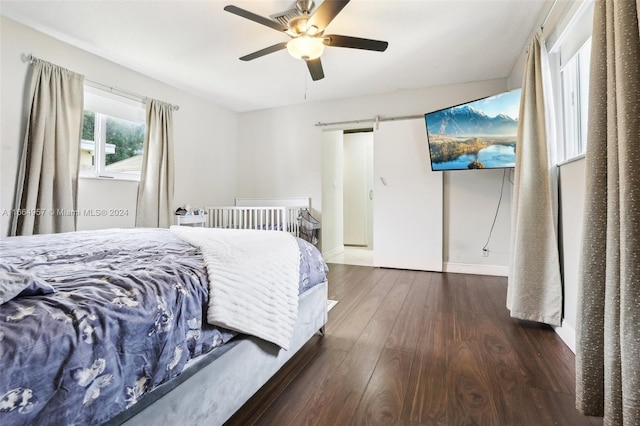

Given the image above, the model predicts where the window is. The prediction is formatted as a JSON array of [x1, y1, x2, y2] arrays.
[[547, 0, 594, 164], [559, 39, 591, 161], [80, 86, 145, 180]]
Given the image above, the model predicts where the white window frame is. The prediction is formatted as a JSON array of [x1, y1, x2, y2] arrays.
[[80, 85, 146, 181], [559, 39, 591, 162]]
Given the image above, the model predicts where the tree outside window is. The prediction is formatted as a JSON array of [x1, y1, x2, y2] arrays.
[[80, 110, 145, 178]]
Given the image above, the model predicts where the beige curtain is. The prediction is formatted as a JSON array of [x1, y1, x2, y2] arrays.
[[11, 59, 84, 236], [576, 0, 640, 423], [136, 99, 174, 228], [507, 32, 563, 326]]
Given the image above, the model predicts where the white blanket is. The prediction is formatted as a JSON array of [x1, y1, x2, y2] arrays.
[[170, 226, 300, 350]]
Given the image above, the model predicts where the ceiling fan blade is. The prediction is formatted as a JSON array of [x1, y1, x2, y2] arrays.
[[324, 34, 388, 52], [224, 5, 289, 32], [240, 42, 289, 61], [307, 0, 350, 32], [306, 58, 325, 81]]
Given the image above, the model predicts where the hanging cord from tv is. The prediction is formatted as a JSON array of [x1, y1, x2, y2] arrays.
[[482, 168, 509, 252]]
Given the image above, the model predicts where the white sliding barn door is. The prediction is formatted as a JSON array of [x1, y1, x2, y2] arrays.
[[373, 119, 443, 271]]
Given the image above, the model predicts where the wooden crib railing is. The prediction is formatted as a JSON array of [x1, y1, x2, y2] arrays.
[[204, 205, 304, 237]]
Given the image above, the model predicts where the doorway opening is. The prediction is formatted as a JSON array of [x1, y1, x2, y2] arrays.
[[321, 128, 374, 266]]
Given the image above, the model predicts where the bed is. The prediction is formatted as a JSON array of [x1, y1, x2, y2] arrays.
[[0, 225, 328, 425]]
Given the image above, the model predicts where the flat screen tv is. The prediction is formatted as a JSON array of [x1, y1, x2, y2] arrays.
[[425, 88, 522, 171]]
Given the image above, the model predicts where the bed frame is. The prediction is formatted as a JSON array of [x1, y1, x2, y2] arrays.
[[108, 281, 328, 426], [105, 197, 325, 426]]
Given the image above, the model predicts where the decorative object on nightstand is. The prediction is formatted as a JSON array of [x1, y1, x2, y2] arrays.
[[175, 205, 207, 227]]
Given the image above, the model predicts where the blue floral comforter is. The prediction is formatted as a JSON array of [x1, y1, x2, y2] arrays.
[[0, 228, 327, 425]]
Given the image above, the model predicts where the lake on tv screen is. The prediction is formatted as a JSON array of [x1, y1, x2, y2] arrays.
[[432, 144, 515, 170]]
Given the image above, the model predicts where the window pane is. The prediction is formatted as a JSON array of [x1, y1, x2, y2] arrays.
[[82, 111, 95, 140], [104, 116, 145, 174], [561, 57, 580, 161], [80, 111, 96, 172], [578, 42, 591, 155]]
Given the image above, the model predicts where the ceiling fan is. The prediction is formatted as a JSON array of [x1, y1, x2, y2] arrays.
[[224, 0, 388, 81]]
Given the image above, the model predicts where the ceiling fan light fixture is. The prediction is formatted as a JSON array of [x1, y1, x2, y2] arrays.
[[287, 36, 324, 61]]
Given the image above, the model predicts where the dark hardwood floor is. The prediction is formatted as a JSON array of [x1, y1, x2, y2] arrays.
[[226, 264, 602, 425]]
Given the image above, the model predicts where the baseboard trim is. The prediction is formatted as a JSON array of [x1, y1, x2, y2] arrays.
[[322, 245, 344, 260], [442, 262, 509, 277], [554, 320, 576, 353]]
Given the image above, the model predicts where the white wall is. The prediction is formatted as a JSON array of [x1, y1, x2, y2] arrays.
[[76, 179, 138, 230], [444, 169, 512, 274], [0, 17, 238, 236], [557, 158, 586, 350], [237, 79, 514, 274]]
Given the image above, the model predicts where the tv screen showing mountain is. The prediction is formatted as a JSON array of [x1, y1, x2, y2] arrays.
[[425, 88, 521, 171]]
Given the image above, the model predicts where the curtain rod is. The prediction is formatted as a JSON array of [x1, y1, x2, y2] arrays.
[[315, 114, 423, 128], [23, 53, 179, 111]]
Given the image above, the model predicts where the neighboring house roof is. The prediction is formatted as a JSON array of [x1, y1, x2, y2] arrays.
[[105, 154, 142, 173]]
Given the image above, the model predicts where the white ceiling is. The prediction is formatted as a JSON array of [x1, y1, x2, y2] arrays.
[[0, 0, 549, 113]]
